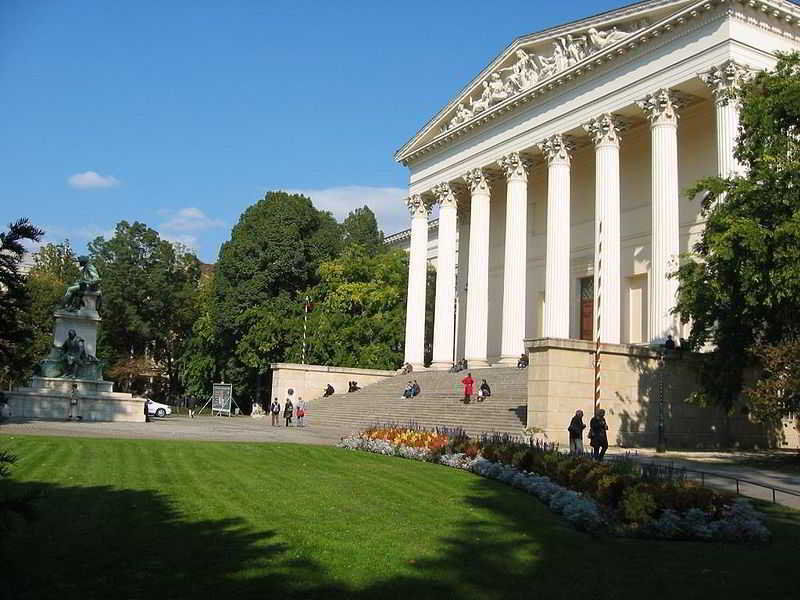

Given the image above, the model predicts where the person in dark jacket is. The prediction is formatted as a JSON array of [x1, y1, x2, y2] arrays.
[[477, 379, 491, 402], [588, 408, 609, 461], [284, 391, 295, 427], [270, 397, 280, 426], [568, 409, 586, 454]]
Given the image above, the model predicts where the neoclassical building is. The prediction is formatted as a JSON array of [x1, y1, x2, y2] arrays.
[[395, 0, 800, 372]]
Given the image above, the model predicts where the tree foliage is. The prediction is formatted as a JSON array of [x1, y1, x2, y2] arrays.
[[211, 192, 342, 403], [674, 53, 800, 416], [22, 241, 82, 370], [341, 206, 384, 255], [743, 340, 800, 436], [89, 221, 201, 399], [0, 218, 43, 386], [302, 245, 409, 369]]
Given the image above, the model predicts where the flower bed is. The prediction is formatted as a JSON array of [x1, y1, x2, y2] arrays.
[[338, 427, 770, 542]]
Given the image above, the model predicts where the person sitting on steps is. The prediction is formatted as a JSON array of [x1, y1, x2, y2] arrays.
[[411, 380, 420, 397], [477, 379, 491, 402], [517, 353, 529, 368], [323, 384, 335, 397], [401, 381, 414, 399]]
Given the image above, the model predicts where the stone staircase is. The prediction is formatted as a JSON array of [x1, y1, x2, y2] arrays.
[[306, 367, 528, 437]]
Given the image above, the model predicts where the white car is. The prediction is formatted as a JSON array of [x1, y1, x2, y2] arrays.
[[146, 400, 172, 418]]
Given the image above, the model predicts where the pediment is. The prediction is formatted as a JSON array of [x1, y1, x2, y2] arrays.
[[395, 0, 699, 163]]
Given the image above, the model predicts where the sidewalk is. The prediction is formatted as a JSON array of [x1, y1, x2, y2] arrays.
[[607, 447, 800, 509]]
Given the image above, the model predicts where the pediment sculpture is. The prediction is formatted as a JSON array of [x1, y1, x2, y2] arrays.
[[443, 20, 648, 132]]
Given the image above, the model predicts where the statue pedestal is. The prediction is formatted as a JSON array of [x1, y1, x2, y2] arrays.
[[7, 290, 144, 422]]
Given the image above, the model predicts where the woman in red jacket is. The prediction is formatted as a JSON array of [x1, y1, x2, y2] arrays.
[[461, 372, 474, 404]]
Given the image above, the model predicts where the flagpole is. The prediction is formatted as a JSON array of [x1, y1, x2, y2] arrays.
[[594, 221, 602, 416]]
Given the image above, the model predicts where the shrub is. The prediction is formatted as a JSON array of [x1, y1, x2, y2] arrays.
[[621, 485, 658, 525], [596, 474, 634, 507]]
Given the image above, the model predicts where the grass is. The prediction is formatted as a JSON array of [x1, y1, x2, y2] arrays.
[[1, 435, 798, 600]]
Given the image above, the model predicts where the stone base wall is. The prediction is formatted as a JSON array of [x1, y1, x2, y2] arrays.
[[525, 338, 800, 450], [269, 363, 395, 406], [6, 377, 145, 422]]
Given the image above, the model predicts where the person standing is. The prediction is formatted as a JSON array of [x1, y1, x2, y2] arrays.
[[568, 409, 586, 454], [461, 372, 474, 404], [589, 408, 609, 461], [296, 397, 305, 427], [284, 394, 294, 427], [270, 397, 280, 426]]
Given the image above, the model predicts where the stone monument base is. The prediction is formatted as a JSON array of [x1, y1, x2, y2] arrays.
[[6, 376, 145, 422]]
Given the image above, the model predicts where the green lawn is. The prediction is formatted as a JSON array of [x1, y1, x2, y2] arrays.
[[1, 436, 798, 600]]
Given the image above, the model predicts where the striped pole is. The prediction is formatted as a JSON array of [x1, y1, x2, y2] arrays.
[[302, 295, 310, 364], [594, 221, 602, 416]]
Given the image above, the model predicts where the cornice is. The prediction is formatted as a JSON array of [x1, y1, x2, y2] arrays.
[[395, 0, 800, 166]]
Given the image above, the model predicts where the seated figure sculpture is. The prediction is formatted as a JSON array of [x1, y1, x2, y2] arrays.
[[59, 329, 99, 379], [61, 256, 101, 311]]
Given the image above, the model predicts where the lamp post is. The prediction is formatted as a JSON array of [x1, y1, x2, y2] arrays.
[[656, 350, 666, 453]]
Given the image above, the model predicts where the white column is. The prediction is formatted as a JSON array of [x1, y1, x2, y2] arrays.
[[403, 194, 430, 368], [463, 168, 491, 367], [700, 61, 749, 177], [497, 152, 530, 363], [584, 114, 623, 344], [637, 89, 681, 343], [430, 183, 458, 369], [538, 134, 573, 339]]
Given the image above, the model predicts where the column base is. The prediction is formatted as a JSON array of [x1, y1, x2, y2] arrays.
[[466, 359, 490, 368], [429, 361, 453, 371], [495, 355, 521, 366], [409, 363, 427, 372]]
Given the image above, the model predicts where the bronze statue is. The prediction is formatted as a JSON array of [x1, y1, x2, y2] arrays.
[[61, 256, 100, 311]]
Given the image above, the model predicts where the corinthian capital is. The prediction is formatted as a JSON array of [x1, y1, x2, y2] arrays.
[[432, 182, 458, 209], [637, 89, 680, 126], [406, 194, 430, 218], [538, 134, 574, 165], [463, 168, 491, 194], [583, 114, 624, 147], [497, 152, 530, 181], [699, 60, 751, 106]]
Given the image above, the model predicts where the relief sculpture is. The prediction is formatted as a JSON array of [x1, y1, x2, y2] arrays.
[[444, 20, 648, 132]]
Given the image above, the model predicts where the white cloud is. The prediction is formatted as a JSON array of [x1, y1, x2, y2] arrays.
[[67, 171, 120, 189], [285, 185, 411, 236], [159, 207, 224, 233]]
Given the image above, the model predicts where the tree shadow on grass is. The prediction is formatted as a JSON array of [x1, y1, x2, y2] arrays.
[[4, 469, 800, 600]]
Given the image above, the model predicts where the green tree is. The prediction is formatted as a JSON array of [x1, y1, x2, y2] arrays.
[[0, 218, 43, 387], [89, 221, 201, 399], [341, 206, 384, 255], [302, 245, 408, 369], [212, 191, 342, 404], [23, 241, 82, 367], [674, 53, 800, 417]]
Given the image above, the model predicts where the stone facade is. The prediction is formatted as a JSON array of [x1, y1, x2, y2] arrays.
[[526, 338, 800, 449], [269, 363, 396, 410]]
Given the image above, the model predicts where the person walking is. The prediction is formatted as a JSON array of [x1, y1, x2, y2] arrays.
[[270, 397, 280, 426], [284, 389, 295, 427], [589, 408, 609, 461], [568, 409, 586, 454], [461, 372, 474, 404], [296, 397, 305, 427]]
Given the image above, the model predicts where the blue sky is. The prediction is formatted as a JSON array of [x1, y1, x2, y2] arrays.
[[1, 0, 636, 262]]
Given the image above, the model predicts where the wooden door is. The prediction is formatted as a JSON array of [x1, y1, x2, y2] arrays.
[[580, 277, 594, 341]]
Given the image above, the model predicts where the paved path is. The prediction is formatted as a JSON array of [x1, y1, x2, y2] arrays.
[[0, 415, 351, 446], [607, 448, 800, 509]]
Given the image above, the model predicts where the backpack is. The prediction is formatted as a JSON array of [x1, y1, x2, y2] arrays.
[[271, 403, 280, 414]]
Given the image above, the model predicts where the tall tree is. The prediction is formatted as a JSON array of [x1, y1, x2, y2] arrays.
[[23, 241, 82, 368], [301, 245, 409, 369], [341, 206, 384, 255], [674, 52, 800, 417], [89, 221, 201, 399], [0, 219, 43, 387], [212, 191, 342, 403]]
